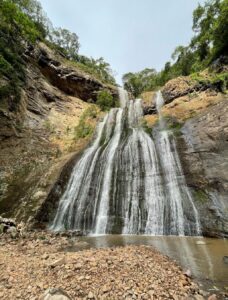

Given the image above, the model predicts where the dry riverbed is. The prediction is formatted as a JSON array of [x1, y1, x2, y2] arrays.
[[0, 232, 222, 300]]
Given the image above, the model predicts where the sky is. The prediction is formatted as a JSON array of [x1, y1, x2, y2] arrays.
[[39, 0, 205, 84]]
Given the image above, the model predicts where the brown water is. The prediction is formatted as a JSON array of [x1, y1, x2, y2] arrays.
[[66, 235, 228, 292]]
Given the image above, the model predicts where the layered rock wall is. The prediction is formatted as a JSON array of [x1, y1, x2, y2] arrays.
[[0, 42, 117, 224]]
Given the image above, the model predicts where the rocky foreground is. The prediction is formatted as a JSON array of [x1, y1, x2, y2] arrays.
[[0, 230, 221, 300]]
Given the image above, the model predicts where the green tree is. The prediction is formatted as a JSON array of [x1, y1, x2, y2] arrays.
[[211, 0, 228, 59], [51, 27, 80, 59], [0, 0, 42, 107], [191, 0, 223, 63]]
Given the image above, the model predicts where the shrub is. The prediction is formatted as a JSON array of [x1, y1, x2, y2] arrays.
[[96, 90, 114, 111], [74, 120, 93, 139], [74, 105, 98, 139]]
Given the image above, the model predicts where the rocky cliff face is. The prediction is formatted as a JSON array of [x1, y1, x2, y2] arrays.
[[141, 72, 228, 237], [178, 99, 228, 237], [0, 42, 116, 224], [32, 43, 117, 102], [156, 75, 228, 237]]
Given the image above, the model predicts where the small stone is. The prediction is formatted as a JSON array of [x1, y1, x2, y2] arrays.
[[32, 190, 47, 200], [78, 276, 85, 281], [183, 269, 191, 277], [194, 294, 204, 300], [208, 294, 217, 300], [74, 263, 82, 270], [199, 290, 208, 297], [87, 291, 94, 299], [102, 285, 110, 293], [41, 288, 71, 300], [42, 253, 49, 260], [49, 257, 66, 268]]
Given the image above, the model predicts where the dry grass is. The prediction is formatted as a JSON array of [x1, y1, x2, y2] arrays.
[[144, 114, 158, 127], [46, 96, 102, 154], [142, 90, 227, 127], [141, 91, 156, 106]]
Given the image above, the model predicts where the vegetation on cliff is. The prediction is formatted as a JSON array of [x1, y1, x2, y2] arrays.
[[0, 0, 116, 112], [123, 0, 228, 96], [0, 0, 42, 107], [96, 90, 116, 111]]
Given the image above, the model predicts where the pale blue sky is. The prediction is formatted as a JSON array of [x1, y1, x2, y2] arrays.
[[39, 0, 205, 84]]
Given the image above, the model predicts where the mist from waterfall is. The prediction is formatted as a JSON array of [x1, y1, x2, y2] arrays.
[[50, 89, 201, 236]]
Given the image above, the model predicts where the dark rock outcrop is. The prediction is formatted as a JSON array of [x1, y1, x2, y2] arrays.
[[33, 152, 82, 228], [161, 76, 222, 104], [143, 105, 157, 115], [26, 43, 118, 102]]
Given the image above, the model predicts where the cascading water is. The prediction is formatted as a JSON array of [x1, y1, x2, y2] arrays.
[[50, 89, 201, 236], [155, 91, 201, 235]]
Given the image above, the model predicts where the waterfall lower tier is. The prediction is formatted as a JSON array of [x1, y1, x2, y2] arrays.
[[50, 89, 201, 236]]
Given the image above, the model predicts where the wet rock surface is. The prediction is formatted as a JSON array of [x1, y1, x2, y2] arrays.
[[155, 73, 228, 238], [0, 232, 220, 300], [177, 99, 228, 237]]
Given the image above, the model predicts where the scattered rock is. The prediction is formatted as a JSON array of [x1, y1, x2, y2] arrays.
[[0, 235, 218, 300], [74, 263, 83, 270], [0, 216, 16, 227], [42, 253, 49, 260], [208, 294, 217, 300], [199, 290, 209, 297], [41, 288, 71, 300], [87, 291, 95, 299], [183, 269, 192, 278], [194, 294, 205, 300], [32, 190, 47, 201], [6, 226, 19, 238], [49, 257, 66, 268], [102, 285, 110, 293]]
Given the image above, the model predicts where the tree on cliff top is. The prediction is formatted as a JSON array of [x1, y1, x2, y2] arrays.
[[51, 27, 80, 59], [122, 0, 228, 95]]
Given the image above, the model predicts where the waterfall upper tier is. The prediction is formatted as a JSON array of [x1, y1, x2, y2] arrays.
[[50, 89, 201, 236]]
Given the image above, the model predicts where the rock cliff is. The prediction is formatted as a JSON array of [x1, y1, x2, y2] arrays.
[[148, 74, 228, 237], [0, 42, 117, 224], [141, 70, 227, 237], [178, 99, 228, 237]]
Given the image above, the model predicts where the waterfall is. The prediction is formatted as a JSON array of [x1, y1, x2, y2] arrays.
[[155, 91, 201, 236], [50, 89, 201, 236]]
